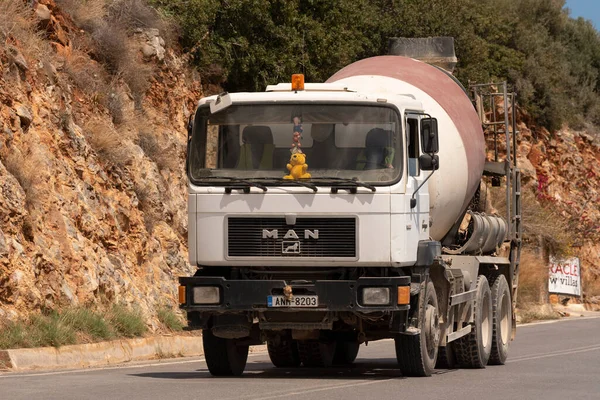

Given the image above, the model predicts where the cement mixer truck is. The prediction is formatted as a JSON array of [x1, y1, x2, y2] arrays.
[[179, 38, 522, 377]]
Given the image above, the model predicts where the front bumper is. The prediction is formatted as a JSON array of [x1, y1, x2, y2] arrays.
[[179, 276, 411, 312]]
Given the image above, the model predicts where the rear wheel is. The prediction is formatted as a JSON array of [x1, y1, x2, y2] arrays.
[[267, 338, 301, 368], [203, 329, 249, 376], [488, 274, 512, 365], [298, 340, 336, 367], [395, 281, 440, 377], [435, 344, 457, 369], [333, 340, 360, 365], [454, 275, 493, 368]]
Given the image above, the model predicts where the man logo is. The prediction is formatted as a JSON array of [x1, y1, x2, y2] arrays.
[[262, 229, 319, 240]]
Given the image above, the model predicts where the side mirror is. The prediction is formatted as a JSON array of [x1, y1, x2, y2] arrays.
[[419, 154, 439, 171], [186, 114, 194, 174], [210, 92, 232, 114], [420, 118, 439, 154]]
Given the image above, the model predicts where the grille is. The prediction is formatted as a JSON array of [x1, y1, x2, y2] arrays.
[[227, 217, 356, 258]]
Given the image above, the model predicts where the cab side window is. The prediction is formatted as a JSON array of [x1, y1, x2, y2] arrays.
[[407, 118, 420, 176]]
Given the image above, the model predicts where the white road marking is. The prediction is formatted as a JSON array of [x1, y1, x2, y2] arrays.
[[517, 315, 600, 328], [509, 345, 600, 363], [0, 358, 207, 378], [245, 379, 396, 400]]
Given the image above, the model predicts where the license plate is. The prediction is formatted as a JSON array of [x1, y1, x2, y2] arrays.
[[267, 295, 318, 308]]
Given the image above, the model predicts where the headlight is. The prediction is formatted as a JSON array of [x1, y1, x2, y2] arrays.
[[193, 286, 220, 304], [362, 287, 390, 305]]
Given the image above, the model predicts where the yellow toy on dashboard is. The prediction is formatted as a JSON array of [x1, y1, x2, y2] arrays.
[[283, 115, 310, 179], [284, 152, 311, 180]]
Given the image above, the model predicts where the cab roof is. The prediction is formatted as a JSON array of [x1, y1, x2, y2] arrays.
[[199, 85, 424, 113]]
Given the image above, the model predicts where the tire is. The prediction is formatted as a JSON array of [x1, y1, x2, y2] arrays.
[[267, 338, 301, 368], [203, 329, 249, 376], [298, 340, 336, 367], [488, 274, 512, 365], [395, 281, 440, 377], [454, 275, 493, 368], [435, 344, 457, 369], [333, 340, 360, 365]]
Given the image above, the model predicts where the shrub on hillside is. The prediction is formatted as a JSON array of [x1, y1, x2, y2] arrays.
[[58, 0, 162, 111], [3, 148, 44, 209], [0, 0, 51, 61], [157, 306, 184, 331], [107, 304, 147, 338], [84, 120, 132, 166], [137, 130, 179, 171]]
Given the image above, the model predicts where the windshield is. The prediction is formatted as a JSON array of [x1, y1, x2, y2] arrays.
[[188, 103, 402, 185]]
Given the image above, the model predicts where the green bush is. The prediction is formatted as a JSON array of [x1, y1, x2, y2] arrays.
[[107, 304, 148, 338], [152, 0, 600, 134], [61, 308, 115, 341], [157, 307, 184, 331], [0, 306, 148, 350]]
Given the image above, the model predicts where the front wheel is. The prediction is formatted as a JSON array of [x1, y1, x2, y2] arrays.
[[395, 281, 440, 377], [203, 329, 249, 376], [333, 340, 360, 365]]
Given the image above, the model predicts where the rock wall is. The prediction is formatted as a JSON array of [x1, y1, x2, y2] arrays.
[[0, 0, 201, 323], [517, 123, 600, 300]]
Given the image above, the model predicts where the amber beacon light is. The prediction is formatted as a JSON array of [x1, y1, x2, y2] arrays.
[[291, 74, 305, 91]]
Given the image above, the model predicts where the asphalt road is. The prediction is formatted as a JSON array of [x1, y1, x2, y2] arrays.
[[2, 317, 599, 400]]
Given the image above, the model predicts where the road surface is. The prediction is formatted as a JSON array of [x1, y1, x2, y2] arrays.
[[1, 317, 599, 400]]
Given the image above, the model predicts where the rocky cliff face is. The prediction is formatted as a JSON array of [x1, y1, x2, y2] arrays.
[[0, 0, 201, 323], [517, 123, 600, 302]]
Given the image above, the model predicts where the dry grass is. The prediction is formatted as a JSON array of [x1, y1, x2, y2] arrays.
[[59, 0, 157, 110], [91, 23, 153, 110], [108, 0, 163, 30], [91, 23, 131, 74], [518, 308, 560, 324], [489, 185, 572, 256], [516, 249, 549, 306], [84, 120, 132, 166], [56, 0, 107, 32], [64, 49, 110, 95], [108, 0, 176, 45], [133, 181, 162, 232], [64, 48, 127, 124], [584, 276, 600, 298], [0, 0, 51, 60], [137, 130, 179, 171], [3, 148, 44, 209]]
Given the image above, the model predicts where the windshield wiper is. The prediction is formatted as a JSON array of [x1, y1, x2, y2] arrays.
[[197, 176, 268, 193], [309, 177, 376, 193], [250, 177, 318, 192]]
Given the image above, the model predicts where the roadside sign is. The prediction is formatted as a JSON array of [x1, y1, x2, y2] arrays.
[[549, 256, 581, 297]]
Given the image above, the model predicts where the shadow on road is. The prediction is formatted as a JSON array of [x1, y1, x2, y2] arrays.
[[129, 358, 457, 381]]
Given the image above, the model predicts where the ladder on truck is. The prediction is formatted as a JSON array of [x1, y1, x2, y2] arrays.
[[470, 82, 522, 331]]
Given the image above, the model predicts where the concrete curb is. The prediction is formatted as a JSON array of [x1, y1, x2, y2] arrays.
[[0, 335, 205, 372]]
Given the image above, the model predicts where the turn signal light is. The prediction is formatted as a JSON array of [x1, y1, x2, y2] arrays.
[[398, 286, 410, 305], [178, 285, 186, 304], [291, 74, 305, 91]]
